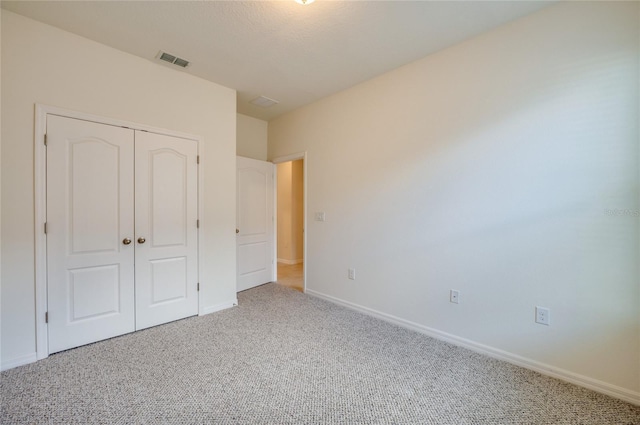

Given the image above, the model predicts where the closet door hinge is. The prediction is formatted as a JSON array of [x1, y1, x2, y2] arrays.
[[44, 222, 48, 234], [197, 282, 200, 292], [196, 219, 200, 229], [44, 134, 48, 146], [197, 155, 200, 164], [45, 312, 49, 323]]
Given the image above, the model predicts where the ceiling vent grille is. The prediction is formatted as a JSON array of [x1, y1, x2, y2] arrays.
[[156, 51, 190, 68], [250, 96, 279, 108]]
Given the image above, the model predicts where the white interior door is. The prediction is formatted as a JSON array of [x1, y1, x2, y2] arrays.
[[47, 115, 200, 352], [47, 115, 135, 354], [134, 131, 199, 330], [236, 156, 274, 292]]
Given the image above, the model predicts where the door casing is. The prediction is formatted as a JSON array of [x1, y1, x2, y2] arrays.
[[34, 104, 204, 361]]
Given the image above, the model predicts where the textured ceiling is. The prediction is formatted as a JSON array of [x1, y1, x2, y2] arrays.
[[2, 1, 552, 121]]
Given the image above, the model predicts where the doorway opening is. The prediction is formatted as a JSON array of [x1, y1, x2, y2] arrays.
[[275, 156, 305, 292]]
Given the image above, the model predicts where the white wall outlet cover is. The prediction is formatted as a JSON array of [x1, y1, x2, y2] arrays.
[[450, 289, 460, 304], [314, 212, 326, 222], [348, 268, 356, 280], [535, 306, 550, 325]]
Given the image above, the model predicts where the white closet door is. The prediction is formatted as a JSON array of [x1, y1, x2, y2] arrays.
[[47, 115, 135, 354], [236, 156, 274, 292], [134, 131, 199, 330]]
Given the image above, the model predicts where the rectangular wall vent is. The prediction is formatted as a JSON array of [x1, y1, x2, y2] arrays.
[[250, 96, 279, 108], [156, 51, 190, 68]]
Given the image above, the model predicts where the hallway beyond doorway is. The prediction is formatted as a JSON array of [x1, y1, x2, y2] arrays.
[[276, 262, 303, 292]]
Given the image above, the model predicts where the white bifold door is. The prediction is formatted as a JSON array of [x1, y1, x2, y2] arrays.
[[46, 115, 198, 354]]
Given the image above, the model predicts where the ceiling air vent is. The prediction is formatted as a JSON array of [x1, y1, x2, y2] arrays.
[[156, 51, 190, 68], [250, 96, 279, 108]]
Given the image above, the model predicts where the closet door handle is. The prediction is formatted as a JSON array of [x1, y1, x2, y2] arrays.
[[122, 238, 132, 245], [137, 237, 146, 244]]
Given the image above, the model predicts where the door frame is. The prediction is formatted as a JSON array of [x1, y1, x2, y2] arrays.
[[271, 152, 307, 293], [34, 104, 204, 360]]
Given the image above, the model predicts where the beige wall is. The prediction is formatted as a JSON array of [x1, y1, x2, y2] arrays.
[[1, 11, 237, 367], [237, 113, 268, 161], [269, 2, 640, 398], [292, 160, 304, 262], [277, 160, 304, 263], [277, 162, 293, 261]]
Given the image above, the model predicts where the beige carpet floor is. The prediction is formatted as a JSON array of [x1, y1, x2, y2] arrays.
[[1, 283, 639, 424]]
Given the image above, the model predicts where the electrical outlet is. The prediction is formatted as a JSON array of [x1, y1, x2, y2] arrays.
[[314, 212, 326, 222], [450, 290, 460, 304], [348, 268, 356, 280], [535, 306, 550, 326]]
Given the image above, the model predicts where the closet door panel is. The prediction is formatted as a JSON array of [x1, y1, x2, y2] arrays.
[[47, 115, 135, 354], [135, 131, 199, 330]]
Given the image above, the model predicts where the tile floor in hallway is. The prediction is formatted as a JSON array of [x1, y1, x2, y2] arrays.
[[276, 262, 303, 292]]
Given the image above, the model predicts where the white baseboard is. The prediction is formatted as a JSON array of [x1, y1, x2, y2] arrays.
[[277, 259, 303, 265], [1, 352, 38, 371], [306, 289, 640, 406], [200, 299, 238, 316]]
